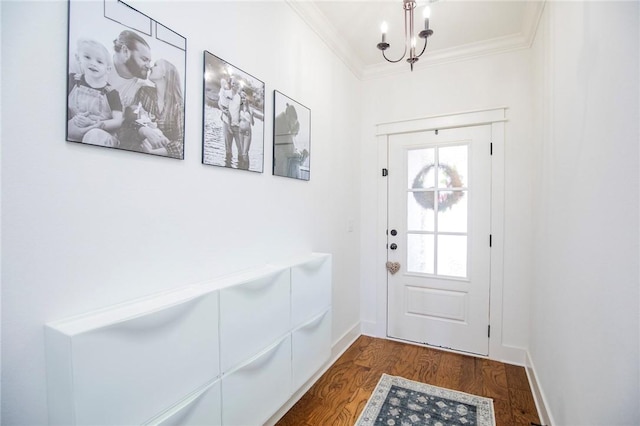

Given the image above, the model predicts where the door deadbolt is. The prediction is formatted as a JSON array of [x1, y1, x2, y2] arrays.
[[390, 229, 398, 236]]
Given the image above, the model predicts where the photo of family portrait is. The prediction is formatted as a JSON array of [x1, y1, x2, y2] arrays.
[[273, 91, 311, 181], [66, 0, 186, 159], [203, 52, 265, 172]]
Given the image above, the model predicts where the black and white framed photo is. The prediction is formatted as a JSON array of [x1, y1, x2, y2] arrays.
[[203, 51, 265, 172], [67, 0, 186, 159], [273, 91, 311, 181]]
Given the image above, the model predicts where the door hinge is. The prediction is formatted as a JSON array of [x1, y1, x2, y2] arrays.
[[489, 234, 492, 247], [490, 142, 493, 155], [488, 325, 491, 338], [382, 168, 388, 177]]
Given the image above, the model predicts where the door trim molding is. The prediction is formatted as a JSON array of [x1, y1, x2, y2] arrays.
[[374, 107, 523, 363], [376, 107, 508, 137]]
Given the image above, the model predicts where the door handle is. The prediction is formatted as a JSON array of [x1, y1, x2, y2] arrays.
[[390, 243, 398, 250]]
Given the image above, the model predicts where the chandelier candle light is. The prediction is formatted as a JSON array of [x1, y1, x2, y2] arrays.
[[377, 0, 434, 71]]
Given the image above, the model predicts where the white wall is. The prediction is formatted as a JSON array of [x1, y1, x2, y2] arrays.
[[529, 2, 639, 424], [0, 1, 361, 424], [359, 48, 535, 362]]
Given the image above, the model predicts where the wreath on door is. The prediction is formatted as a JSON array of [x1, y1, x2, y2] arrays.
[[412, 164, 464, 211]]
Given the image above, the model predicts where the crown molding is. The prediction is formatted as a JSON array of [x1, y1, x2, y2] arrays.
[[285, 0, 364, 80], [362, 31, 531, 80], [522, 0, 546, 48]]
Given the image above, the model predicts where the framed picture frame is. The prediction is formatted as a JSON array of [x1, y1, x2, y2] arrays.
[[66, 0, 187, 159], [273, 91, 311, 181], [202, 51, 265, 172]]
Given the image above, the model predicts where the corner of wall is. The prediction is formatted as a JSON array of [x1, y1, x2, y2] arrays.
[[360, 320, 380, 338]]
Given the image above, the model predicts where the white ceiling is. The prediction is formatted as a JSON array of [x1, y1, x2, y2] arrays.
[[287, 0, 545, 79]]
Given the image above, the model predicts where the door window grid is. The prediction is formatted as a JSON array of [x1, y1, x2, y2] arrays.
[[406, 143, 469, 278]]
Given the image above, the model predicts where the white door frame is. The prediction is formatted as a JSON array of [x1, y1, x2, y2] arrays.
[[374, 107, 515, 361]]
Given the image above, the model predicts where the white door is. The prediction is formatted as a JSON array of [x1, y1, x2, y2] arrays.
[[387, 125, 492, 355]]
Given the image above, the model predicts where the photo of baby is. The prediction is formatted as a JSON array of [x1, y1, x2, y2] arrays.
[[67, 39, 123, 147]]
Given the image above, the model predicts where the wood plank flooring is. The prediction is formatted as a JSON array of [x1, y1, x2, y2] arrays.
[[276, 336, 540, 426]]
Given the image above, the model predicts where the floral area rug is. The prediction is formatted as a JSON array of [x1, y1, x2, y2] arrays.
[[355, 374, 496, 426]]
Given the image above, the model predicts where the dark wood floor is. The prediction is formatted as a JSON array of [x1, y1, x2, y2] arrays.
[[276, 335, 540, 426]]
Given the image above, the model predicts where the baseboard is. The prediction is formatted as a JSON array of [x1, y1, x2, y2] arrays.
[[331, 321, 363, 360], [525, 350, 554, 426], [265, 321, 362, 426]]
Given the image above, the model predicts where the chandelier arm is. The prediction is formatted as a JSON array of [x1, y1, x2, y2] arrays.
[[382, 45, 409, 63], [415, 36, 428, 58]]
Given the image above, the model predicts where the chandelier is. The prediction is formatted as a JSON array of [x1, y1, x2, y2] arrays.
[[376, 0, 434, 71]]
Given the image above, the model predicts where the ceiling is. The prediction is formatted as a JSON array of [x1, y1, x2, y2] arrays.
[[287, 0, 545, 79]]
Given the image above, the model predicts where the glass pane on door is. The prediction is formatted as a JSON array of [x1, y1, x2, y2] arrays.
[[408, 148, 435, 189], [438, 145, 468, 188], [437, 235, 467, 277], [408, 191, 435, 231], [437, 191, 467, 233], [407, 234, 435, 274]]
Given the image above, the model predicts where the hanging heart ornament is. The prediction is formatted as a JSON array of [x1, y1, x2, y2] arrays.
[[386, 261, 401, 275]]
